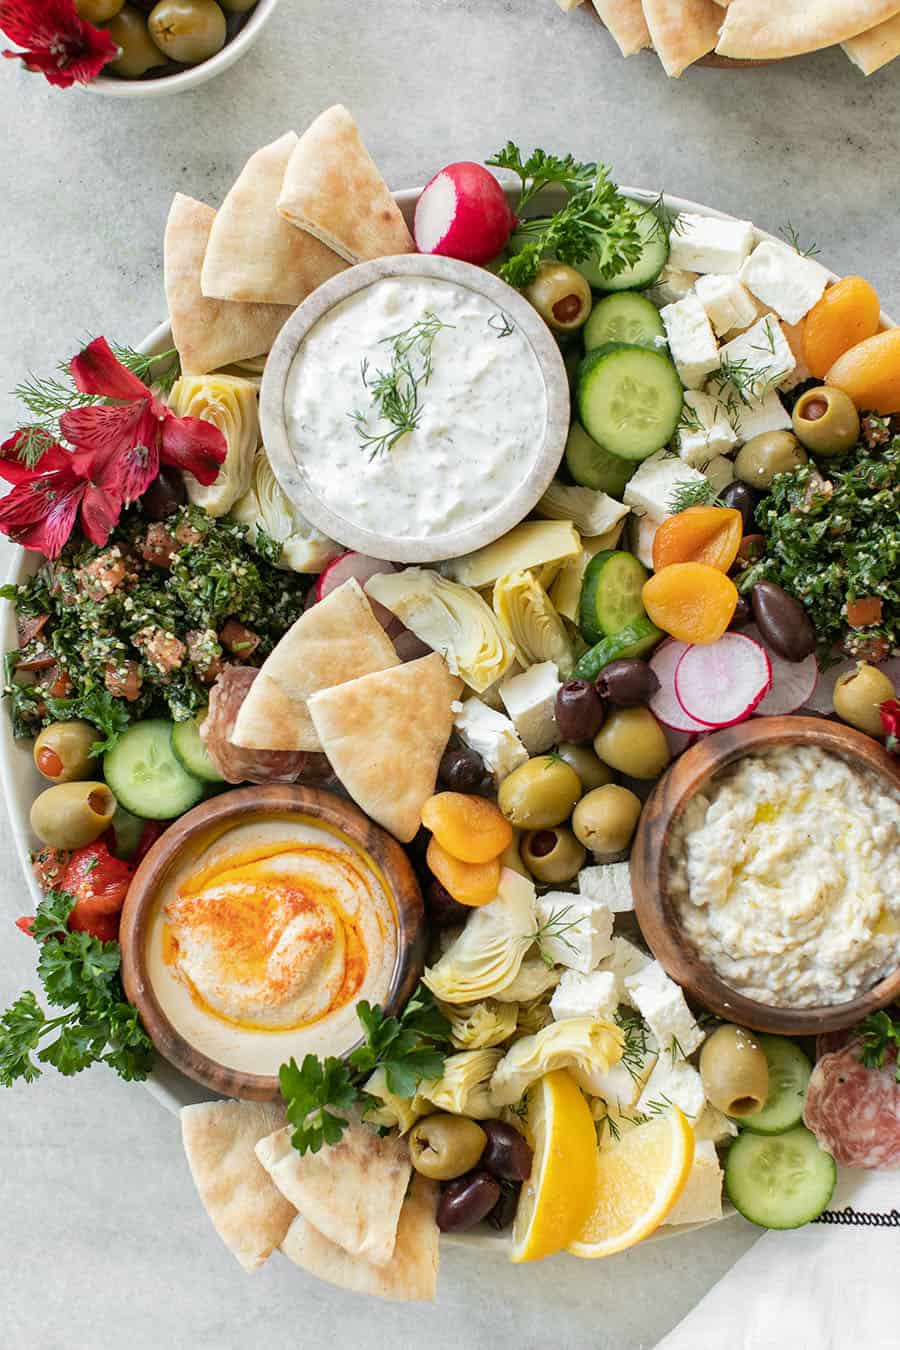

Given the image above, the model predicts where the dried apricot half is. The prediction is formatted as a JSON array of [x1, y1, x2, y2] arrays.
[[642, 563, 738, 645], [825, 329, 900, 414], [652, 506, 743, 573], [426, 838, 500, 907], [421, 791, 513, 863], [802, 276, 881, 379]]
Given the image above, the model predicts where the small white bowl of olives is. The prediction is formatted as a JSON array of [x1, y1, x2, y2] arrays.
[[82, 0, 281, 96]]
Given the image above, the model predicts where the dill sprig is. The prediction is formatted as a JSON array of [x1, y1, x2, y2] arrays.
[[350, 312, 452, 460], [615, 1007, 654, 1083], [111, 343, 181, 396], [667, 479, 721, 514], [779, 222, 820, 258], [488, 311, 515, 339], [528, 903, 581, 970]]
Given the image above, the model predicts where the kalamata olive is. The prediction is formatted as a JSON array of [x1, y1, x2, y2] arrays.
[[33, 720, 97, 783], [735, 534, 765, 568], [439, 745, 488, 794], [750, 581, 816, 663], [486, 1182, 520, 1230], [594, 659, 660, 707], [720, 480, 759, 534], [728, 596, 752, 630], [479, 1119, 534, 1181], [409, 1114, 487, 1181], [437, 1170, 501, 1233], [141, 467, 186, 520], [425, 878, 471, 928], [555, 680, 605, 742]]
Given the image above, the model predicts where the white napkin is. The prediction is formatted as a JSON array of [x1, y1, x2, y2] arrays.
[[657, 1170, 899, 1350]]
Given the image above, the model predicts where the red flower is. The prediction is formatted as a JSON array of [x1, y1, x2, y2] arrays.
[[881, 698, 900, 754], [0, 431, 124, 557], [0, 0, 118, 89]]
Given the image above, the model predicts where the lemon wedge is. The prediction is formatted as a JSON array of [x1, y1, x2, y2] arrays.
[[509, 1069, 597, 1263], [568, 1108, 695, 1259]]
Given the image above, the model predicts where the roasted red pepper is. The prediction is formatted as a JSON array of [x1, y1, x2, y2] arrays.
[[62, 841, 134, 943]]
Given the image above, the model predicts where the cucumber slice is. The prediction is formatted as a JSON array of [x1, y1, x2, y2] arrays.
[[171, 712, 225, 784], [584, 292, 666, 353], [579, 550, 649, 645], [578, 207, 669, 292], [725, 1125, 836, 1229], [577, 344, 683, 462], [565, 422, 635, 497], [574, 616, 663, 681], [104, 719, 205, 820], [739, 1035, 812, 1136]]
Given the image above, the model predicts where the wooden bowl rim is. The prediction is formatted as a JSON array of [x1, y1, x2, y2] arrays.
[[631, 717, 900, 1036], [120, 784, 425, 1100]]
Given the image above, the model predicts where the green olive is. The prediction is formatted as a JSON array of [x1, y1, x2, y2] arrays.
[[76, 0, 124, 21], [33, 721, 98, 783], [733, 431, 808, 489], [499, 830, 531, 879], [498, 756, 583, 829], [571, 784, 642, 856], [593, 707, 670, 780], [409, 1113, 487, 1181], [520, 827, 587, 884], [791, 386, 860, 457], [833, 662, 896, 738], [699, 1024, 769, 1118], [556, 742, 615, 792], [105, 6, 167, 77], [30, 781, 117, 850], [218, 0, 256, 8], [148, 0, 227, 64], [524, 262, 592, 333]]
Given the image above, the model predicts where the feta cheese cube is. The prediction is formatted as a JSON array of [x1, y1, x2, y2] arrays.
[[739, 240, 831, 326], [637, 1055, 706, 1121], [717, 314, 796, 402], [624, 452, 707, 523], [550, 969, 618, 1023], [633, 514, 658, 569], [677, 390, 739, 467], [597, 936, 653, 1002], [668, 213, 755, 275], [694, 273, 759, 337], [533, 893, 613, 974], [454, 698, 528, 781], [647, 264, 699, 307], [661, 294, 721, 389], [499, 661, 560, 755], [722, 384, 793, 445], [578, 861, 634, 913], [585, 1061, 642, 1109], [703, 454, 736, 495], [665, 1139, 723, 1226], [624, 963, 705, 1058]]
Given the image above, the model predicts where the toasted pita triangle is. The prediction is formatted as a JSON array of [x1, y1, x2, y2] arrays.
[[717, 0, 900, 59], [231, 578, 400, 753], [844, 12, 900, 71], [200, 133, 347, 306], [281, 1173, 439, 1301], [256, 1117, 411, 1265], [164, 194, 293, 376], [181, 1101, 295, 1273], [592, 0, 651, 55], [642, 0, 723, 75], [277, 105, 414, 264], [308, 653, 463, 842]]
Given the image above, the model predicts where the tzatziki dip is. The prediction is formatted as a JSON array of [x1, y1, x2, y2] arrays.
[[667, 746, 900, 1008], [283, 275, 548, 540]]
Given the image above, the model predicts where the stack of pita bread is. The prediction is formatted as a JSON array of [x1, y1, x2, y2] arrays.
[[163, 104, 415, 377], [559, 0, 900, 77], [181, 1100, 440, 1300]]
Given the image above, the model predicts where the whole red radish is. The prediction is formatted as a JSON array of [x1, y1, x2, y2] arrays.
[[414, 162, 516, 265]]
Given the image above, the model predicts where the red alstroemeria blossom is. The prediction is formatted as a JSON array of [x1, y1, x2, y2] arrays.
[[0, 0, 118, 89], [0, 429, 124, 557], [881, 698, 900, 755]]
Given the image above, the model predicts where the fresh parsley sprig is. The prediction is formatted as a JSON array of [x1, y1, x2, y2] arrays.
[[858, 1010, 900, 1083], [279, 985, 451, 1155]]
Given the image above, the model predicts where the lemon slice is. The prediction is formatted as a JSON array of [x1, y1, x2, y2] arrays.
[[509, 1069, 598, 1263], [568, 1108, 695, 1259]]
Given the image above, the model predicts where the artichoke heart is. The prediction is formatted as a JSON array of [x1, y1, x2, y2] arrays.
[[516, 992, 556, 1035], [442, 999, 519, 1050], [536, 482, 631, 538], [362, 1065, 429, 1133], [493, 569, 574, 677], [418, 1048, 503, 1119], [168, 374, 258, 517], [490, 1017, 624, 1107], [230, 447, 341, 572], [366, 567, 514, 693], [491, 959, 560, 1005], [446, 520, 581, 589], [423, 869, 536, 1005]]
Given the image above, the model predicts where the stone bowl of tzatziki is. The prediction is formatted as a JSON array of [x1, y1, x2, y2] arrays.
[[259, 254, 570, 563], [631, 716, 900, 1037]]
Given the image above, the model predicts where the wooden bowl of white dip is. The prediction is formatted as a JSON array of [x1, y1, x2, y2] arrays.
[[632, 717, 900, 1036], [259, 253, 570, 564]]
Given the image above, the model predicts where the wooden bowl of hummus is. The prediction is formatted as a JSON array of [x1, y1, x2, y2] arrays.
[[632, 717, 900, 1036], [120, 785, 426, 1100]]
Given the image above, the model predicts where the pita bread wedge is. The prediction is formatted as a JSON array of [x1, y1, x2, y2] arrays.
[[641, 0, 723, 75], [164, 194, 294, 377], [717, 0, 900, 59], [201, 132, 347, 306], [277, 105, 414, 264], [181, 1101, 295, 1273], [592, 0, 651, 55], [231, 577, 400, 753], [307, 653, 463, 842], [281, 1173, 439, 1301], [255, 1117, 411, 1265], [844, 12, 900, 72]]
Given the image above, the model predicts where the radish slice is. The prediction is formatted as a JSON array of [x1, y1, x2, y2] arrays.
[[675, 634, 772, 728], [744, 625, 819, 716], [804, 653, 900, 714], [414, 162, 516, 265], [314, 553, 398, 628], [649, 639, 708, 733]]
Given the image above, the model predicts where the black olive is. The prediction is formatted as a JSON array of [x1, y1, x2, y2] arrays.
[[425, 878, 470, 928], [720, 480, 760, 534], [750, 581, 817, 662], [437, 1170, 501, 1232], [486, 1182, 520, 1231], [140, 467, 186, 520], [555, 681, 605, 742], [728, 596, 752, 630], [479, 1119, 534, 1182], [439, 745, 489, 793], [595, 659, 660, 706]]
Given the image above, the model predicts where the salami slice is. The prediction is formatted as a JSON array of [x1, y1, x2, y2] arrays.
[[803, 1043, 900, 1169], [203, 667, 332, 786]]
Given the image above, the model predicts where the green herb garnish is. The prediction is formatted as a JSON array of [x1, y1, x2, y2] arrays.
[[668, 479, 722, 513], [858, 1011, 900, 1083], [528, 903, 581, 969], [779, 223, 820, 258], [350, 312, 452, 459]]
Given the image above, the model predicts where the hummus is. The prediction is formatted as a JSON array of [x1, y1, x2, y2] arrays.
[[667, 746, 900, 1008], [283, 275, 548, 540], [146, 813, 397, 1074]]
